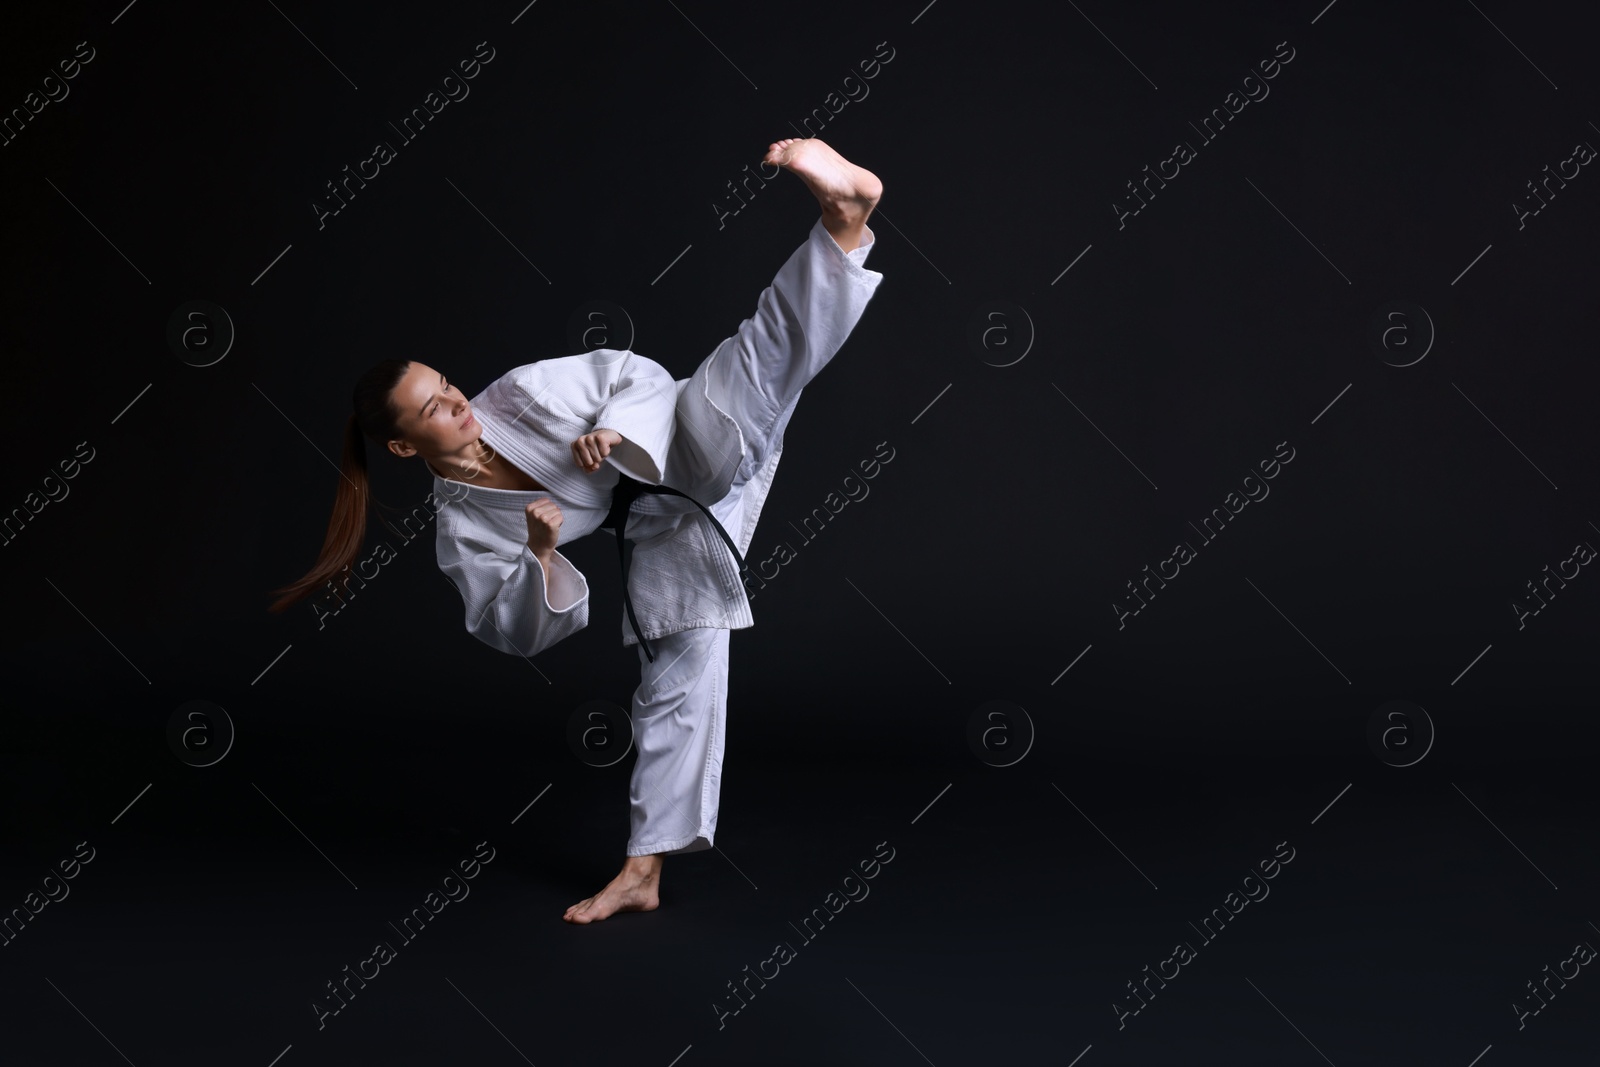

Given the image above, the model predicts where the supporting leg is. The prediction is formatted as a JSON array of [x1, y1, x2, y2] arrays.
[[626, 625, 730, 856], [562, 853, 662, 925], [563, 626, 730, 924]]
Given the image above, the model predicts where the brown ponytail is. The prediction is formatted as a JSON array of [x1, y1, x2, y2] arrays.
[[267, 360, 413, 614]]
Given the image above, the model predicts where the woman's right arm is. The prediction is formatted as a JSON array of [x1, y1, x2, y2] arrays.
[[437, 525, 590, 659]]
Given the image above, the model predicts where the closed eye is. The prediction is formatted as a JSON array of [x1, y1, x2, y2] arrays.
[[429, 380, 452, 417]]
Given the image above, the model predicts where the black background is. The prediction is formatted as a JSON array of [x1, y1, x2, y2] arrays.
[[2, 1, 1597, 1064]]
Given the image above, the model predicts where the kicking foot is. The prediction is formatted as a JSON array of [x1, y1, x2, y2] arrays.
[[563, 856, 662, 924], [762, 137, 883, 225]]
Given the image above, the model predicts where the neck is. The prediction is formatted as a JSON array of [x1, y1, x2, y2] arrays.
[[427, 439, 495, 483]]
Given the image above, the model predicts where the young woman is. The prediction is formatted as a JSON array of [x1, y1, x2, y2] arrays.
[[269, 138, 885, 923]]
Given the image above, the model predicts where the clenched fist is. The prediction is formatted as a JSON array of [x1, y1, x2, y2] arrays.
[[525, 497, 563, 558], [571, 428, 623, 473]]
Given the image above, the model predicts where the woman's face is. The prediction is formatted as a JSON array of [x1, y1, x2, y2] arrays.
[[386, 360, 481, 460]]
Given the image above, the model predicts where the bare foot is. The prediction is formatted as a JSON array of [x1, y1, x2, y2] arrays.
[[564, 855, 662, 924], [762, 137, 883, 223]]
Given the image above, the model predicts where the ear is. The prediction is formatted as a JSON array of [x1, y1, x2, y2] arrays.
[[388, 439, 416, 459]]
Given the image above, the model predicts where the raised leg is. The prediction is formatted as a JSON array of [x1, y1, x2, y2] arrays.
[[713, 139, 885, 479], [763, 137, 883, 253], [666, 139, 886, 550]]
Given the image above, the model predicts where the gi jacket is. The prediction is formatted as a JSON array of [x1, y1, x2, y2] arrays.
[[431, 347, 766, 659]]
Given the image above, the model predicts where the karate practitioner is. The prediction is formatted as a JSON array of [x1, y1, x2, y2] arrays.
[[269, 138, 884, 923]]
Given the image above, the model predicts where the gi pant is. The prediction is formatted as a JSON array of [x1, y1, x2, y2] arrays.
[[624, 217, 881, 856]]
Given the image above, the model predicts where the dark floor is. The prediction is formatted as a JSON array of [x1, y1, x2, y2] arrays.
[[4, 663, 1596, 1066]]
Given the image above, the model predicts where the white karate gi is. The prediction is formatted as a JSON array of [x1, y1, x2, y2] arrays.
[[432, 217, 882, 855]]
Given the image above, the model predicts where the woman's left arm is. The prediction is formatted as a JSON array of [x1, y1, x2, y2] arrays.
[[584, 350, 678, 482], [572, 428, 623, 473]]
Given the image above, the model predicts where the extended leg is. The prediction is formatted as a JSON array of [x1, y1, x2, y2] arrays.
[[666, 139, 886, 553], [711, 139, 884, 481], [764, 137, 881, 255]]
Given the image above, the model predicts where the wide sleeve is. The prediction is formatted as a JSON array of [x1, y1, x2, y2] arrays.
[[437, 531, 590, 658], [590, 350, 678, 484]]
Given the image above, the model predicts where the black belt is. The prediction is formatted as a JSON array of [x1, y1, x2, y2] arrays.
[[602, 472, 749, 662]]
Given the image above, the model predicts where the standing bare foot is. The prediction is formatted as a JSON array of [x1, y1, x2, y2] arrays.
[[762, 138, 883, 250], [564, 854, 662, 924]]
